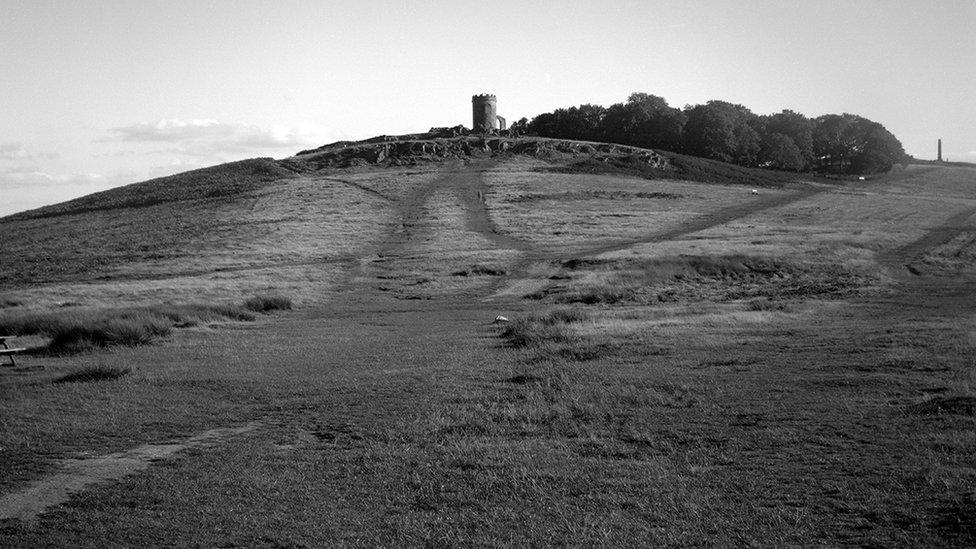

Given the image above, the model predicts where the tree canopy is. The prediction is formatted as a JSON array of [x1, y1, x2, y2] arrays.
[[525, 93, 905, 174]]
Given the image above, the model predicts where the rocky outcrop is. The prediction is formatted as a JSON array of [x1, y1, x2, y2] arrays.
[[289, 136, 671, 171]]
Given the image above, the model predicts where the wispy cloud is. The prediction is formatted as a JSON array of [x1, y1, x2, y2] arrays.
[[0, 170, 122, 217], [0, 142, 59, 161], [104, 119, 316, 157], [0, 166, 107, 188]]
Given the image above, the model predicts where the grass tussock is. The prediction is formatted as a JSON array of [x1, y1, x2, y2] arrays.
[[47, 314, 172, 353], [243, 294, 293, 312], [498, 308, 629, 364], [54, 365, 131, 384], [500, 309, 588, 348], [0, 295, 291, 354]]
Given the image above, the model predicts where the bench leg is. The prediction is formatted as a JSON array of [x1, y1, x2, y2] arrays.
[[1, 341, 14, 367]]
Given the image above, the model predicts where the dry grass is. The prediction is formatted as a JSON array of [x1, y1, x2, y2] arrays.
[[0, 171, 401, 307], [484, 170, 788, 250], [0, 296, 288, 354], [2, 159, 976, 545], [528, 254, 878, 306]]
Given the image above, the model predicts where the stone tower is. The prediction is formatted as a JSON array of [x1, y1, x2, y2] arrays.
[[472, 94, 498, 132]]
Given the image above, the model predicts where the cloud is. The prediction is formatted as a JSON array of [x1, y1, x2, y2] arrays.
[[0, 165, 108, 189], [0, 143, 59, 161], [0, 143, 29, 160], [0, 171, 122, 217], [105, 119, 316, 156]]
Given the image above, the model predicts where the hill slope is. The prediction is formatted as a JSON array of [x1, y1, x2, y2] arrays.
[[2, 134, 976, 546]]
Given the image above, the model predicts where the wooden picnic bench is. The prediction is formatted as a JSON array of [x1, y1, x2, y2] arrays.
[[1, 335, 27, 367]]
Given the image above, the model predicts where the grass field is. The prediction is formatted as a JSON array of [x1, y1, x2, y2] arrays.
[[1, 149, 974, 545]]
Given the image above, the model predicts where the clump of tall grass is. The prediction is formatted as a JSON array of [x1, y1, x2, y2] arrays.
[[47, 313, 172, 354], [500, 309, 588, 348], [243, 294, 292, 312], [144, 303, 255, 325], [0, 295, 290, 354]]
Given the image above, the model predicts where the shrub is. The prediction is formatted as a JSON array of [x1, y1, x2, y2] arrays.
[[244, 294, 293, 313]]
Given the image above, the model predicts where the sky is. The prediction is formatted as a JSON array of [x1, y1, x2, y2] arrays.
[[1, 0, 974, 216]]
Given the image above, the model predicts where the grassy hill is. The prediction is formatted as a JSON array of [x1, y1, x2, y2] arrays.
[[2, 136, 976, 546]]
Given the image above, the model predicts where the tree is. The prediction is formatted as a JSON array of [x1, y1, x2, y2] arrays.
[[626, 93, 686, 151], [849, 118, 906, 173], [528, 104, 606, 141], [812, 114, 905, 174], [524, 94, 905, 174], [763, 110, 814, 168], [683, 101, 758, 164], [734, 123, 761, 166], [760, 133, 804, 171], [509, 117, 529, 136]]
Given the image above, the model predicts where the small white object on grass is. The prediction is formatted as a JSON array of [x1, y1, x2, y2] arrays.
[[751, 189, 759, 195], [493, 315, 510, 324], [858, 176, 865, 180]]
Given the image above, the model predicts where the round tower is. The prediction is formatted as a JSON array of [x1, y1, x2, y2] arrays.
[[472, 94, 498, 132]]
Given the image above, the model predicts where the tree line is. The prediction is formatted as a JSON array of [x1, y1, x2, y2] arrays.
[[511, 93, 906, 174]]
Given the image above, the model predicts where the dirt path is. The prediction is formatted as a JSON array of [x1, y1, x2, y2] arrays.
[[880, 205, 976, 278], [317, 176, 397, 203], [0, 423, 261, 524], [449, 163, 538, 254], [553, 187, 823, 261]]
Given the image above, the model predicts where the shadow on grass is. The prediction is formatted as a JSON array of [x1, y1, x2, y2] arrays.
[[53, 365, 131, 384], [528, 254, 877, 305]]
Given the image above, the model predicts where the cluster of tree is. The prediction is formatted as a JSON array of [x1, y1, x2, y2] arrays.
[[525, 93, 905, 174]]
